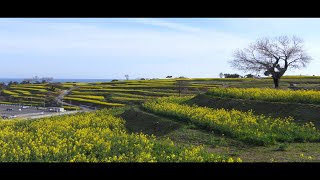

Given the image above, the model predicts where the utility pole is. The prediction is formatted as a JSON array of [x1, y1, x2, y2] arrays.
[[179, 81, 181, 97]]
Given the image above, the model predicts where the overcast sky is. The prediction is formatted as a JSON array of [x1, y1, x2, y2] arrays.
[[1, 18, 320, 79]]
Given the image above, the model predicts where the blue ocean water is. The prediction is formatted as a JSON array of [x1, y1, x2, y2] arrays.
[[0, 78, 115, 84]]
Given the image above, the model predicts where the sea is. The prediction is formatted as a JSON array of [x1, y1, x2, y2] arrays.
[[0, 78, 116, 84]]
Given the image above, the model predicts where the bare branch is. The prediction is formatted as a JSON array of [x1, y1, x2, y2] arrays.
[[230, 35, 312, 79]]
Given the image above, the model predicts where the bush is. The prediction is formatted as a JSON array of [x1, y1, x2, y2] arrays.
[[224, 74, 241, 78], [245, 74, 255, 78]]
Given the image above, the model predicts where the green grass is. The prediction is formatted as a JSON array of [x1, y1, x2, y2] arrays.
[[0, 101, 42, 106], [266, 75, 320, 79], [116, 107, 320, 162], [18, 85, 48, 89], [188, 78, 249, 81], [9, 87, 47, 93], [72, 89, 180, 97], [67, 95, 105, 101], [0, 101, 18, 105], [109, 96, 144, 102], [63, 97, 125, 107], [63, 106, 81, 110], [187, 94, 320, 129], [11, 90, 32, 95], [2, 90, 19, 95], [110, 92, 153, 99], [62, 84, 74, 88], [11, 95, 45, 101], [143, 97, 320, 145]]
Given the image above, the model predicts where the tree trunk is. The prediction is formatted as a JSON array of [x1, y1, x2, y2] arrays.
[[273, 77, 279, 88]]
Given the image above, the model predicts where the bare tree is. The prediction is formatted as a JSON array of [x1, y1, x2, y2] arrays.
[[176, 80, 190, 97], [0, 83, 5, 90], [230, 36, 312, 88], [125, 75, 129, 80], [219, 72, 224, 78]]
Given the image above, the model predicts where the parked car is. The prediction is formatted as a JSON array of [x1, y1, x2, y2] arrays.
[[9, 115, 17, 119], [6, 108, 13, 111]]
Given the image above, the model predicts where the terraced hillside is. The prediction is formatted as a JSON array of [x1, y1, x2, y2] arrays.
[[62, 79, 214, 108], [2, 76, 320, 109], [1, 76, 320, 162], [0, 84, 52, 107]]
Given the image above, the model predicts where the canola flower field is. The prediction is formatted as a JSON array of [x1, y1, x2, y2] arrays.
[[207, 88, 320, 105], [67, 95, 106, 101], [1, 85, 49, 106], [63, 97, 125, 107], [1, 77, 320, 162], [3, 76, 320, 108], [0, 109, 239, 162], [143, 96, 320, 145], [62, 79, 208, 107]]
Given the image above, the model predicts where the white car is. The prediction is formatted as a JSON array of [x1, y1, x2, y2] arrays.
[[9, 115, 17, 118]]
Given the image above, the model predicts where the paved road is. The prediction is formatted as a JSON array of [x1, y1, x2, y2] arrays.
[[0, 86, 95, 121], [55, 86, 78, 104], [20, 110, 86, 120], [55, 86, 94, 112], [0, 104, 86, 120]]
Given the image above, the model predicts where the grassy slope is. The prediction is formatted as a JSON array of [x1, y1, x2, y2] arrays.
[[187, 94, 320, 128], [116, 107, 320, 162]]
